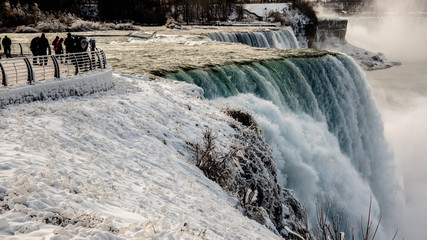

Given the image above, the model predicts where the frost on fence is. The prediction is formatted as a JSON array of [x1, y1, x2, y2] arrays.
[[0, 50, 108, 87]]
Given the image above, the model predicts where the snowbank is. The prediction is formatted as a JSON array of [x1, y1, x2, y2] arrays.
[[317, 38, 397, 70], [0, 73, 281, 239]]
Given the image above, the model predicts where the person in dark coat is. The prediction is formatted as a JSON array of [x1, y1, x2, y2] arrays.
[[73, 36, 82, 53], [64, 33, 74, 54], [38, 33, 50, 65], [2, 35, 12, 58], [0, 37, 2, 59], [64, 33, 74, 64], [90, 38, 96, 51], [30, 36, 40, 64]]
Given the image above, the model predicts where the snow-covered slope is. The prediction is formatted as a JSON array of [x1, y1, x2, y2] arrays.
[[0, 73, 281, 239]]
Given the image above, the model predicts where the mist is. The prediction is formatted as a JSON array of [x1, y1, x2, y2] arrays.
[[372, 0, 427, 14], [344, 0, 427, 239], [346, 16, 427, 62]]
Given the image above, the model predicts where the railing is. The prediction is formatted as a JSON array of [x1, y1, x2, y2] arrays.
[[3, 43, 43, 57], [0, 49, 108, 87]]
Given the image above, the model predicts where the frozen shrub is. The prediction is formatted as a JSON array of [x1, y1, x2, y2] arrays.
[[187, 128, 238, 193], [187, 108, 308, 239]]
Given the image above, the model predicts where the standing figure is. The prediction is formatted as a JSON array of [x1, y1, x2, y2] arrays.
[[30, 36, 40, 64], [78, 37, 90, 71], [38, 33, 50, 65], [55, 38, 64, 63], [52, 36, 59, 52], [89, 39, 96, 51], [64, 33, 74, 64], [73, 36, 82, 53], [2, 35, 12, 58], [64, 33, 74, 54], [80, 37, 89, 52]]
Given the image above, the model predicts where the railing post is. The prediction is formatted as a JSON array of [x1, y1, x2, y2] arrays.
[[50, 55, 60, 78], [87, 52, 93, 71], [94, 50, 103, 69], [23, 57, 34, 84], [100, 50, 107, 69], [0, 62, 8, 86], [19, 43, 23, 55], [72, 53, 79, 75]]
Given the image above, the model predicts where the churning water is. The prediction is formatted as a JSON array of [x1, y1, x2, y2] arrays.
[[166, 54, 404, 239], [347, 14, 427, 240]]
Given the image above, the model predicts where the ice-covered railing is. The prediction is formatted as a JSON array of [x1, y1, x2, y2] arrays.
[[0, 49, 108, 87]]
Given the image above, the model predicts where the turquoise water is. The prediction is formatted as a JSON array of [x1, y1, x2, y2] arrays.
[[165, 54, 403, 238]]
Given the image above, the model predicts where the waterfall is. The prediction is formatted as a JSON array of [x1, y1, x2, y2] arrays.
[[165, 54, 403, 238], [206, 28, 299, 49]]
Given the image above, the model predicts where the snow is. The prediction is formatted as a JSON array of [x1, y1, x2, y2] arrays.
[[0, 73, 281, 239], [243, 3, 291, 18], [243, 3, 310, 47], [317, 38, 397, 70]]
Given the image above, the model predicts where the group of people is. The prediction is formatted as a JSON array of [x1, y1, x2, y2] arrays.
[[29, 33, 96, 65], [1, 33, 97, 66], [0, 35, 12, 58]]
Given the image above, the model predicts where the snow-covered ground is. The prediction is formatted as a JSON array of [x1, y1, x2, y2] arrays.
[[244, 3, 290, 19], [317, 38, 397, 70], [0, 73, 281, 239]]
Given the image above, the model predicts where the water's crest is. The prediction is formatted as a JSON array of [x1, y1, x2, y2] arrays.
[[206, 28, 299, 49], [165, 54, 403, 237]]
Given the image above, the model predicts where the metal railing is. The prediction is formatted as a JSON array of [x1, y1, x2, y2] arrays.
[[1, 43, 41, 57], [0, 49, 108, 87]]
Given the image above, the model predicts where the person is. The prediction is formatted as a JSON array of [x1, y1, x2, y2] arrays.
[[30, 36, 40, 64], [2, 35, 12, 58], [54, 38, 63, 54], [0, 36, 2, 59], [77, 36, 90, 71], [73, 36, 82, 52], [89, 38, 96, 51], [80, 37, 89, 52], [64, 33, 74, 54], [55, 38, 64, 63], [89, 38, 97, 68], [38, 33, 50, 65], [52, 36, 59, 51]]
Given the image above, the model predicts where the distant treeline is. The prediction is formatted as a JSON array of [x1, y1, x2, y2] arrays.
[[0, 0, 325, 26], [0, 0, 239, 25], [98, 0, 239, 25]]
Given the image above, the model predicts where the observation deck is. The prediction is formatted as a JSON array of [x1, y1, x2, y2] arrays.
[[0, 48, 113, 108]]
